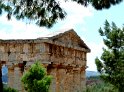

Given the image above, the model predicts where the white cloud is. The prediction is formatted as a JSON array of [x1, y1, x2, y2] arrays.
[[0, 14, 49, 39], [58, 1, 93, 29], [86, 41, 104, 71], [0, 1, 94, 39]]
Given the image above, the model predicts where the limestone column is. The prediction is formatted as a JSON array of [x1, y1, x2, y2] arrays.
[[48, 68, 57, 92], [80, 70, 86, 92], [73, 70, 80, 92], [58, 68, 66, 92], [80, 66, 86, 91], [63, 68, 73, 92], [14, 66, 23, 91], [56, 69, 59, 92], [8, 66, 14, 88]]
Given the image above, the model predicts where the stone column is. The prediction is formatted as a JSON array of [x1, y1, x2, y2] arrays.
[[63, 69, 73, 92], [8, 64, 24, 92], [14, 66, 23, 91], [56, 68, 66, 92], [80, 70, 86, 92], [49, 68, 57, 92], [73, 69, 81, 92], [8, 66, 14, 88], [56, 69, 59, 92], [80, 66, 86, 91]]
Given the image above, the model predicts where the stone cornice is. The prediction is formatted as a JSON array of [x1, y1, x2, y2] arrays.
[[44, 40, 90, 52], [0, 29, 91, 52]]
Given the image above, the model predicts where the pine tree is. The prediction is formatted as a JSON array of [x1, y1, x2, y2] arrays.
[[21, 61, 52, 92], [95, 20, 124, 92], [0, 0, 123, 28], [90, 0, 123, 10]]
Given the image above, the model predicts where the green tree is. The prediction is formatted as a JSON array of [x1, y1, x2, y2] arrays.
[[21, 61, 52, 92], [0, 0, 123, 28], [95, 20, 124, 92]]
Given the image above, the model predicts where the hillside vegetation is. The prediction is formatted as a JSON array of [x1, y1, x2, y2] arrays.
[[86, 76, 118, 92]]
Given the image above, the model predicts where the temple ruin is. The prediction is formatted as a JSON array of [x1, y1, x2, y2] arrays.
[[0, 29, 90, 92]]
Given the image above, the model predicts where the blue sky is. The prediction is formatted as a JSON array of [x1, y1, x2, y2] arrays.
[[0, 1, 124, 71]]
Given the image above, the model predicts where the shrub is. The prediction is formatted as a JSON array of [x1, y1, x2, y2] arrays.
[[86, 80, 118, 92], [85, 76, 118, 92], [3, 87, 18, 92], [21, 61, 52, 92]]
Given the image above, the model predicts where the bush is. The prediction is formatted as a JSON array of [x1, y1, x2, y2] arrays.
[[86, 79, 118, 92], [86, 76, 118, 92], [21, 61, 52, 92], [86, 83, 118, 92], [3, 87, 18, 92]]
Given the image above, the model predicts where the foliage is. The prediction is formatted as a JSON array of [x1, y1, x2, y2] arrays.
[[0, 0, 123, 28], [90, 0, 123, 10], [21, 61, 52, 92], [3, 87, 18, 92], [86, 76, 118, 92], [86, 80, 118, 92], [0, 0, 67, 28], [95, 20, 124, 92]]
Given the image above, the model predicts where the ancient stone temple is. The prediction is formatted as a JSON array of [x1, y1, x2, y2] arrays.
[[0, 29, 90, 92]]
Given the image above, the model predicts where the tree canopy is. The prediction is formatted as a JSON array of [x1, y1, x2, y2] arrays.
[[21, 61, 52, 92], [95, 20, 124, 92], [90, 0, 123, 10], [0, 0, 123, 28]]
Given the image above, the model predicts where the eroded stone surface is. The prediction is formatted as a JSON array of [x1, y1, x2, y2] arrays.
[[0, 29, 90, 92]]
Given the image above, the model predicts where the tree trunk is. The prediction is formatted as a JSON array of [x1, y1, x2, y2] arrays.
[[118, 86, 124, 92], [0, 63, 3, 92]]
